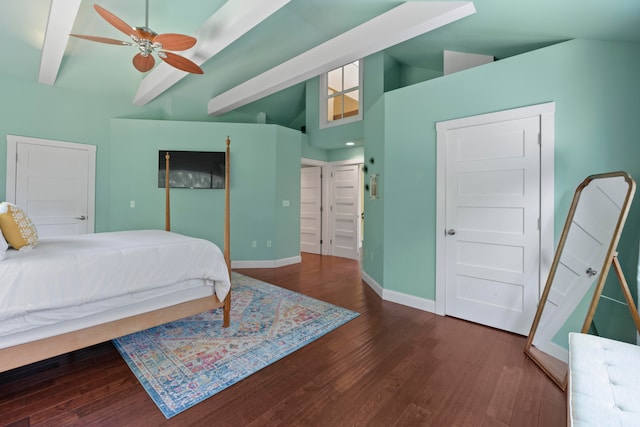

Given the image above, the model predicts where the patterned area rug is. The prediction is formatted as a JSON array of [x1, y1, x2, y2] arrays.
[[113, 272, 359, 418]]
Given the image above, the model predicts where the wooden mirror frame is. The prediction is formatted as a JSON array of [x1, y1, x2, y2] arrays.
[[524, 171, 638, 390]]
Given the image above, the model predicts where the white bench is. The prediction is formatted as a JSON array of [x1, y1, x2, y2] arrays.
[[568, 332, 640, 426]]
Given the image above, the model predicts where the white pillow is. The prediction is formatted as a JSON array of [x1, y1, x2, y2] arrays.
[[0, 227, 7, 260]]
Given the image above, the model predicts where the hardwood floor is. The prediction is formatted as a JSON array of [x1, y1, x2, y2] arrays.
[[0, 254, 566, 426]]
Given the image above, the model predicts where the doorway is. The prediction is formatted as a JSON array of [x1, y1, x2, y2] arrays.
[[435, 103, 555, 335], [301, 165, 322, 254], [6, 135, 96, 237], [300, 160, 363, 260]]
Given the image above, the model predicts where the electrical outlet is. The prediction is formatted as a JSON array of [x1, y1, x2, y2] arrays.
[[130, 200, 135, 208], [252, 240, 257, 248], [267, 240, 272, 247]]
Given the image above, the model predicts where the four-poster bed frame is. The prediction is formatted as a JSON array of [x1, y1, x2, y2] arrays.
[[0, 137, 232, 373]]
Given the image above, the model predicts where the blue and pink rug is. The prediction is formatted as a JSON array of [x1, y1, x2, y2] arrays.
[[113, 272, 359, 418]]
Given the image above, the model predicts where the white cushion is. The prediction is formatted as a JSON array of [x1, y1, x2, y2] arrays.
[[568, 332, 640, 426]]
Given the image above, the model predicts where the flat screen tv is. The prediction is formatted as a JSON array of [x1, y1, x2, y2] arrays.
[[158, 150, 225, 189]]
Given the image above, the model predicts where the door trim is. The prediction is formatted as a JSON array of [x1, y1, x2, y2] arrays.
[[6, 135, 97, 233], [300, 166, 323, 254], [434, 102, 556, 316], [302, 158, 330, 255]]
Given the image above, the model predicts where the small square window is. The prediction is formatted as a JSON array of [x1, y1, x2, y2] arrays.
[[320, 60, 362, 128]]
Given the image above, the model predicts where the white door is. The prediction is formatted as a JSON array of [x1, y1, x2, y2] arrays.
[[444, 117, 541, 335], [7, 135, 96, 237], [300, 166, 322, 254], [331, 164, 359, 260]]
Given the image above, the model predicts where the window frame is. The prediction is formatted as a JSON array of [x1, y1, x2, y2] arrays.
[[319, 60, 363, 129]]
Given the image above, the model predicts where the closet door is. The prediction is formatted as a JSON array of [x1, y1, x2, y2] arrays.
[[443, 117, 541, 335], [8, 135, 95, 237]]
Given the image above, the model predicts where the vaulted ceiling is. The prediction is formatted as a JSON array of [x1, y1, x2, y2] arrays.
[[4, 1, 640, 128]]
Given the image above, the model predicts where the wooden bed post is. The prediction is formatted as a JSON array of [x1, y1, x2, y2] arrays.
[[165, 142, 230, 327], [223, 136, 231, 327], [165, 152, 171, 232]]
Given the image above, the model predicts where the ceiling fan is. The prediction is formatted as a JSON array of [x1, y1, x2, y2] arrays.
[[70, 1, 203, 74]]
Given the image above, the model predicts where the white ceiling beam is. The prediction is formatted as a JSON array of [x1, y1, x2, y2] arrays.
[[39, 0, 82, 86], [132, 0, 291, 106], [208, 1, 476, 116]]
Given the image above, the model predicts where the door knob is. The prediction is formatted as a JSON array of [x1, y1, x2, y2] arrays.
[[446, 229, 456, 236], [76, 215, 87, 221]]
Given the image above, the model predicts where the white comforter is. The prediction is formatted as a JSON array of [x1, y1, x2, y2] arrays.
[[0, 230, 231, 326]]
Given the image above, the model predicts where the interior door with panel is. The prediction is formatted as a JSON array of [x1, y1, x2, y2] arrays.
[[7, 135, 96, 237], [444, 117, 541, 335], [300, 166, 322, 254], [331, 164, 359, 260]]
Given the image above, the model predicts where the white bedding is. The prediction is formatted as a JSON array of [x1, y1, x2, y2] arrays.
[[0, 230, 230, 338]]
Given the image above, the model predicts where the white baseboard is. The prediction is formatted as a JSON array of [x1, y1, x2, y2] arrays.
[[383, 289, 436, 313], [361, 269, 437, 314], [361, 270, 383, 298], [232, 256, 301, 269]]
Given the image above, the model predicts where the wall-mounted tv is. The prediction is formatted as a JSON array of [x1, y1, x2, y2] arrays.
[[158, 150, 225, 189]]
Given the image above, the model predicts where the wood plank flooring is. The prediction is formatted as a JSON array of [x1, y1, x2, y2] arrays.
[[0, 254, 566, 426]]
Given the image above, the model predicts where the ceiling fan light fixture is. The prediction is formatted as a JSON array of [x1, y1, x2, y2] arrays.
[[132, 27, 157, 41], [70, 3, 203, 75]]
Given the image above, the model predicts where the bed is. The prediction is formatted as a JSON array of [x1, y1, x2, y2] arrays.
[[0, 137, 232, 373]]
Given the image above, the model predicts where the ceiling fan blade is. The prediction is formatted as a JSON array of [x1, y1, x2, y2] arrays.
[[69, 34, 131, 46], [153, 34, 197, 51], [158, 51, 203, 74], [94, 4, 140, 39], [133, 53, 156, 73]]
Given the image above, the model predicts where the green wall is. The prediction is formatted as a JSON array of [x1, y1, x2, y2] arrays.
[[304, 54, 385, 151], [301, 135, 329, 161], [362, 96, 386, 284], [327, 146, 364, 163], [3, 33, 639, 341], [275, 125, 303, 260], [0, 72, 302, 264], [305, 77, 364, 150], [354, 52, 387, 284], [0, 77, 163, 231], [367, 39, 640, 341], [109, 119, 301, 262]]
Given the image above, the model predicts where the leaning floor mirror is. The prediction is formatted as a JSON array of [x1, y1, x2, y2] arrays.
[[524, 171, 640, 390]]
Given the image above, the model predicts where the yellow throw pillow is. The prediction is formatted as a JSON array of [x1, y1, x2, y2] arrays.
[[0, 202, 38, 249]]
